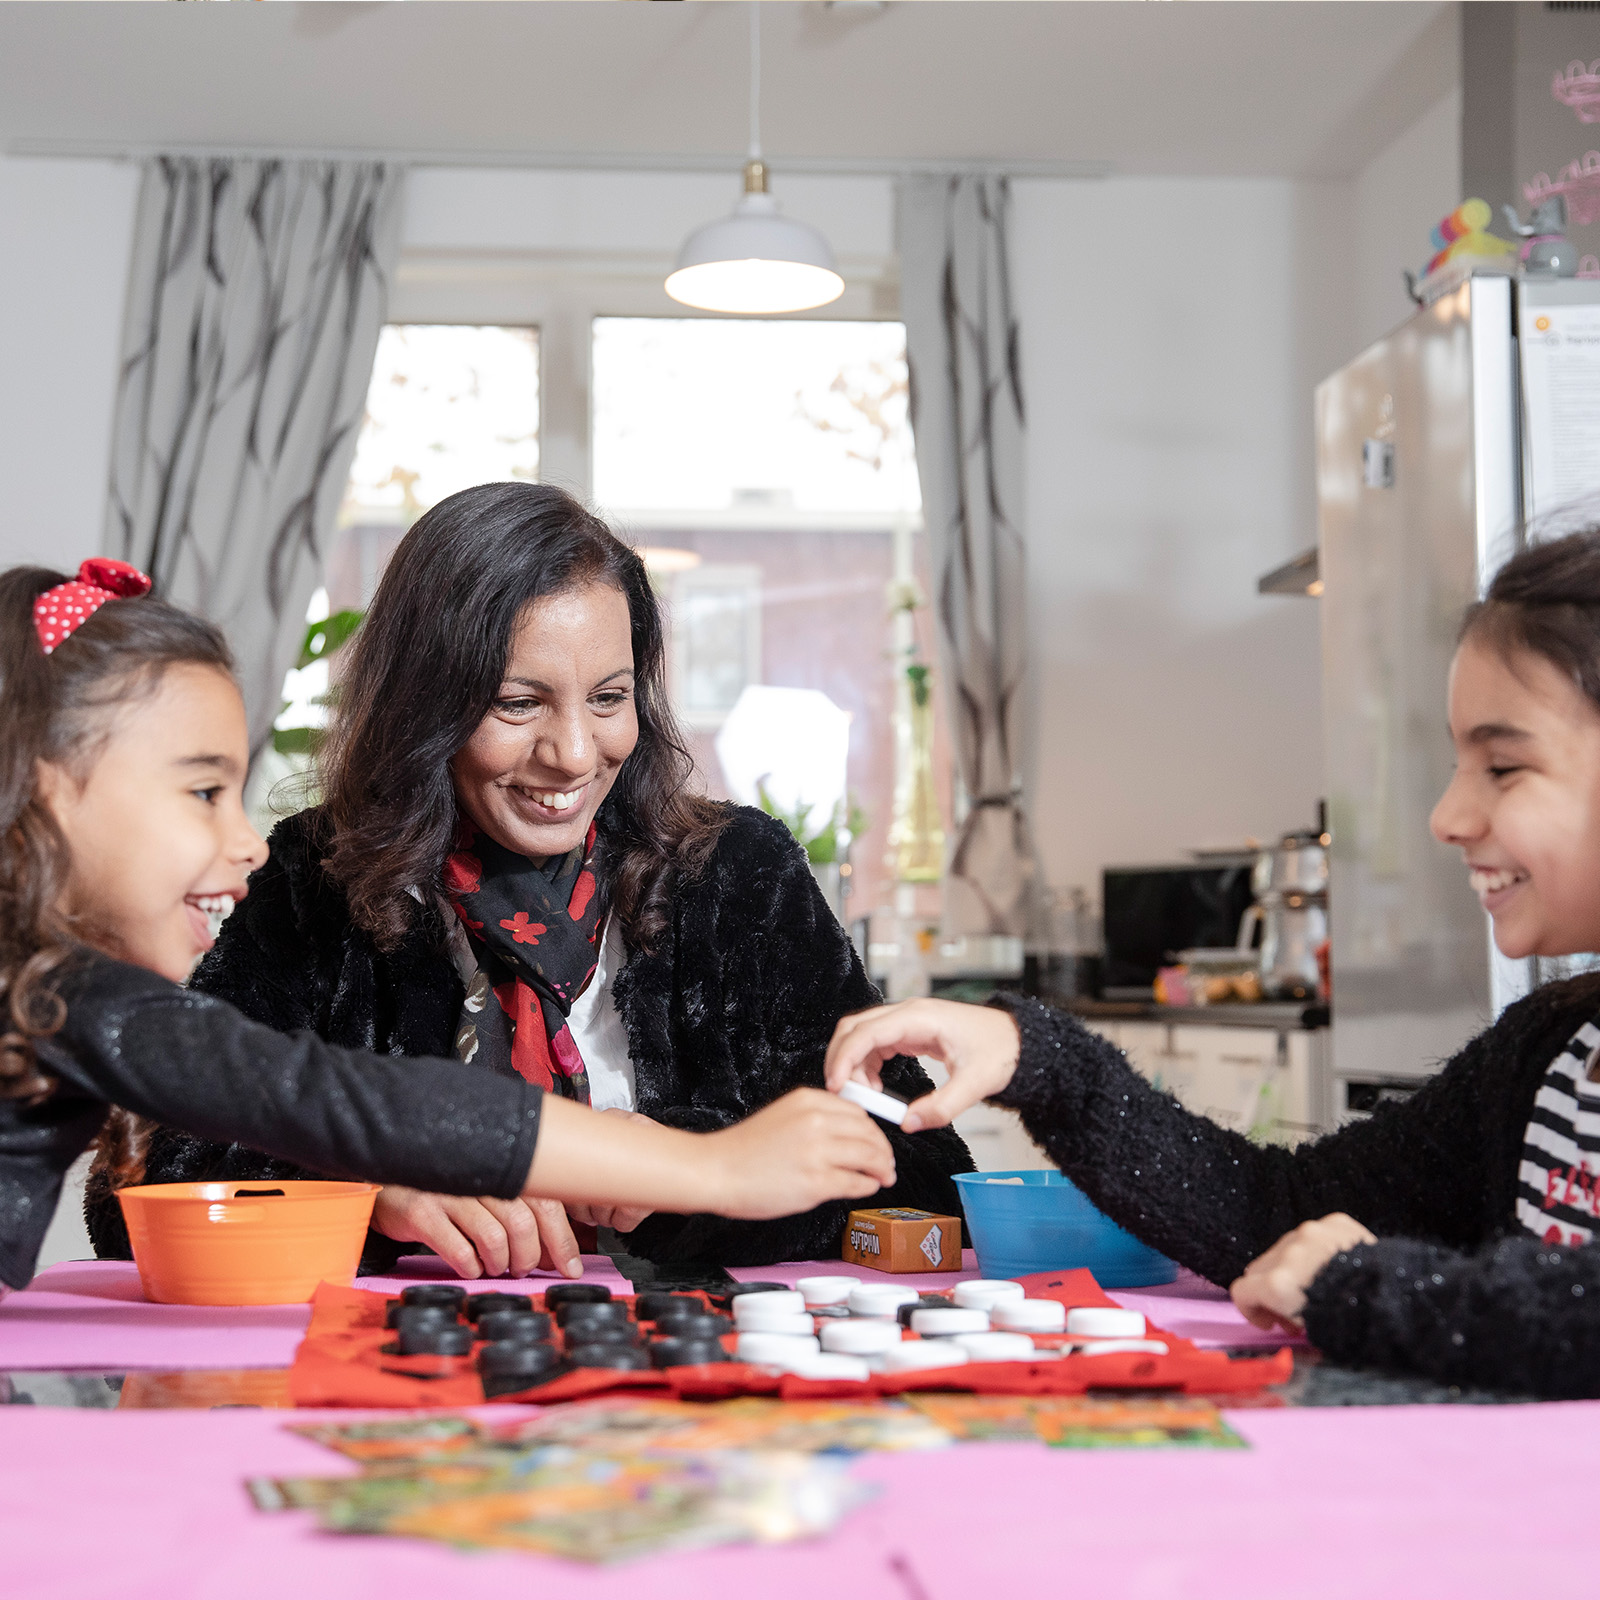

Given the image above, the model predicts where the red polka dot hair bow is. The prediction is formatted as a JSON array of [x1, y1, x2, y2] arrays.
[[33, 559, 153, 656]]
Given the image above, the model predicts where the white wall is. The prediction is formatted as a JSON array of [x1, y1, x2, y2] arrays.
[[1013, 176, 1346, 898], [402, 166, 895, 266], [1007, 90, 1462, 906], [0, 156, 139, 573], [1350, 88, 1463, 355]]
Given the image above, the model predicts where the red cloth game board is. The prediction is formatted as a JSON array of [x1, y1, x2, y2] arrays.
[[287, 1269, 1293, 1409]]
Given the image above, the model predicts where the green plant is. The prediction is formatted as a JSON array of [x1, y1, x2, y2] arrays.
[[756, 781, 869, 867], [271, 608, 364, 758], [905, 661, 931, 709]]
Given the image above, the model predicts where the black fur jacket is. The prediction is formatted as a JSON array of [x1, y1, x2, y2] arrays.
[[85, 803, 973, 1271]]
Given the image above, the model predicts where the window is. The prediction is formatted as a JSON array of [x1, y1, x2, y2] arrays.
[[592, 317, 919, 522], [252, 323, 540, 827], [592, 316, 938, 922], [257, 308, 947, 932], [332, 322, 540, 612], [670, 563, 763, 729]]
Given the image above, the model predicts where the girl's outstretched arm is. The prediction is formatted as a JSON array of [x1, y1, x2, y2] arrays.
[[10, 955, 893, 1289], [830, 990, 1581, 1288], [530, 1091, 895, 1222]]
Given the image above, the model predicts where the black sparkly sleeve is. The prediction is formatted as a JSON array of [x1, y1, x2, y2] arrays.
[[1303, 1235, 1600, 1398], [986, 994, 1504, 1287]]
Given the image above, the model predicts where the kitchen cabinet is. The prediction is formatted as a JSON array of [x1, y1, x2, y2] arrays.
[[916, 1054, 1052, 1172], [915, 1014, 1331, 1177], [1079, 1018, 1327, 1145]]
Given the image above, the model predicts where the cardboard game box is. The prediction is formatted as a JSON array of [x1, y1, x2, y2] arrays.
[[841, 1207, 962, 1273]]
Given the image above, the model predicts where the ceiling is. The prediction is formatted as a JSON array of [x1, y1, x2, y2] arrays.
[[1, 1, 1456, 181]]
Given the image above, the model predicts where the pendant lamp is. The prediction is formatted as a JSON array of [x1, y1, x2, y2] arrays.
[[665, 4, 844, 315]]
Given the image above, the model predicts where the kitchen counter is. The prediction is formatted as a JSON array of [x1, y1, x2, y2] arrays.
[[1062, 997, 1329, 1032], [911, 978, 1328, 1034]]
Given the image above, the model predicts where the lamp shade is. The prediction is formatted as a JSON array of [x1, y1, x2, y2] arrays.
[[666, 192, 845, 315]]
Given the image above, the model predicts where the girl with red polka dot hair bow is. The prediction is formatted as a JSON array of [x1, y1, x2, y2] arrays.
[[31, 559, 153, 656]]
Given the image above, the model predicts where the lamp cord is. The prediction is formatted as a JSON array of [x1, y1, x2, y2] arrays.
[[748, 0, 762, 162]]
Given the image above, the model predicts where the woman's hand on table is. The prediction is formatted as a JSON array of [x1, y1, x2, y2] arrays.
[[371, 1186, 584, 1280], [1229, 1212, 1376, 1332], [824, 998, 1021, 1133], [563, 1109, 657, 1233]]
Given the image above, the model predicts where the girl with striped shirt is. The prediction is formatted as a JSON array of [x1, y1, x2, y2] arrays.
[[827, 529, 1600, 1398]]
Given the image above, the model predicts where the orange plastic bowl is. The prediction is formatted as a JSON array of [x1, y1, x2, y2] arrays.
[[116, 1180, 379, 1306]]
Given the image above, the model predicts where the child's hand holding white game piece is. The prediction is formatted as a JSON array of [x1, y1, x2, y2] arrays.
[[825, 998, 1021, 1132], [837, 1078, 911, 1125]]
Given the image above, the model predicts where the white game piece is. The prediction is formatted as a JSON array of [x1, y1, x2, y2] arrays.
[[732, 1290, 806, 1322], [1064, 1307, 1146, 1339], [837, 1080, 911, 1125], [785, 1351, 872, 1382], [875, 1340, 971, 1373], [953, 1331, 1036, 1363], [848, 1284, 920, 1317], [820, 1319, 902, 1355], [952, 1279, 1027, 1311], [992, 1299, 1068, 1333], [796, 1275, 861, 1307], [731, 1308, 815, 1336], [1075, 1338, 1169, 1356], [910, 1307, 989, 1336], [736, 1331, 820, 1365]]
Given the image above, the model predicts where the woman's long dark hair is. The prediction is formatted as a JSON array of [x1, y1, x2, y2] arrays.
[[0, 565, 234, 1183], [318, 482, 725, 952], [1461, 524, 1600, 713]]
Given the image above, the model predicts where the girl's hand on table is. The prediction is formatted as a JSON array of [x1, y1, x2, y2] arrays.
[[371, 1186, 584, 1280], [1229, 1212, 1376, 1332], [564, 1109, 657, 1233], [705, 1088, 897, 1218], [824, 998, 1021, 1133]]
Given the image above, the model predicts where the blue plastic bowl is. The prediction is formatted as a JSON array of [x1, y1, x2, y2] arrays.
[[953, 1170, 1178, 1288]]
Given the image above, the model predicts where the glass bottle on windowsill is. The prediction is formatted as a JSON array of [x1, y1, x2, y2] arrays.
[[886, 884, 933, 1002], [889, 662, 945, 883]]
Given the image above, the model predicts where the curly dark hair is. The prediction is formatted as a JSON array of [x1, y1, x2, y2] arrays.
[[317, 482, 726, 952], [0, 565, 234, 1185]]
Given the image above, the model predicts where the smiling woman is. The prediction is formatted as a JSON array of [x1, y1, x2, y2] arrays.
[[85, 483, 973, 1277]]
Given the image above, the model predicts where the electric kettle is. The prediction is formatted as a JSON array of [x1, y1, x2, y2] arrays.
[[1238, 829, 1329, 1001]]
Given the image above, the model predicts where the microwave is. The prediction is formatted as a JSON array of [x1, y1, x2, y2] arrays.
[[1100, 861, 1256, 996]]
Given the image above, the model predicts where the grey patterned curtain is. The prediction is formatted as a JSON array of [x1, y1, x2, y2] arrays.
[[898, 174, 1038, 937], [105, 156, 404, 755]]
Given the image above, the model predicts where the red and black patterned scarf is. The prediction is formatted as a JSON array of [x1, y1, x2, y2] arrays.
[[441, 823, 606, 1102]]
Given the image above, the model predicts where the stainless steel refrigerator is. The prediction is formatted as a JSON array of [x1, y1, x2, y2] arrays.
[[1316, 273, 1600, 1112]]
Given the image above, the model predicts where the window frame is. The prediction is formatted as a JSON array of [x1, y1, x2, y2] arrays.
[[386, 252, 901, 504]]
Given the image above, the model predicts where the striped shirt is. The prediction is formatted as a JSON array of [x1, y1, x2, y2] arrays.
[[1516, 1018, 1600, 1247]]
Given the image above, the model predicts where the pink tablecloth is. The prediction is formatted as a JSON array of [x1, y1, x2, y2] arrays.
[[3, 1398, 1595, 1599], [0, 1255, 1286, 1371]]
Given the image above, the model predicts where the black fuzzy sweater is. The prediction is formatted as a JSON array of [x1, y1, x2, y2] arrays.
[[990, 983, 1600, 1399], [86, 804, 972, 1270]]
